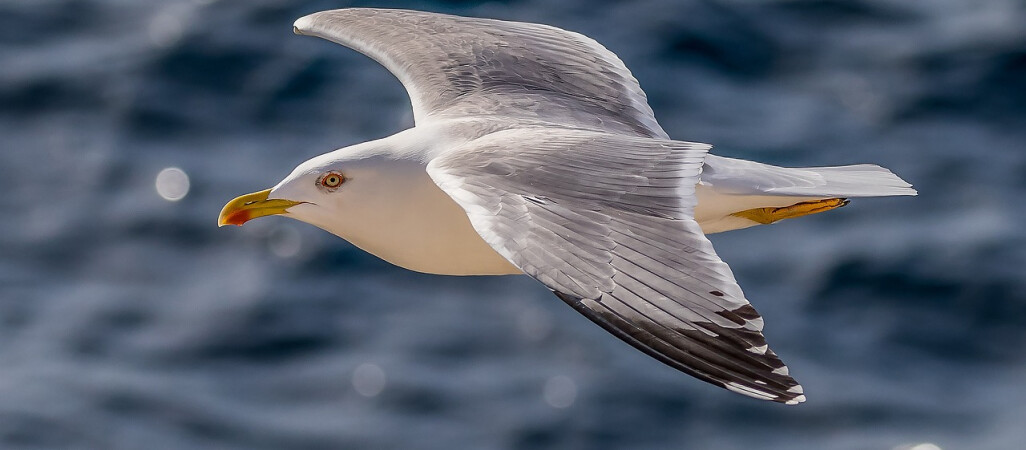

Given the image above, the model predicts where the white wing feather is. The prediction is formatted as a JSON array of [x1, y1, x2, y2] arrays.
[[294, 8, 667, 138]]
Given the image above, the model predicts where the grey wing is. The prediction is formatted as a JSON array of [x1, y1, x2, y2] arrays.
[[427, 129, 806, 404], [294, 8, 667, 138]]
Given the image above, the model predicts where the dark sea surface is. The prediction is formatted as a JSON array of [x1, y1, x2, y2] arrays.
[[2, 0, 1025, 448]]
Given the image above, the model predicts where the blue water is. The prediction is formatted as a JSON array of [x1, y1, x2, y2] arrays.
[[2, 0, 1025, 448]]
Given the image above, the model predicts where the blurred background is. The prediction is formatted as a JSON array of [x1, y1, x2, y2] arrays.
[[2, 0, 1024, 448]]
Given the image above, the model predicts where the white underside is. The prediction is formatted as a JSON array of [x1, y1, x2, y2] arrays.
[[292, 165, 830, 276], [284, 126, 914, 276], [693, 184, 822, 234], [289, 163, 523, 276]]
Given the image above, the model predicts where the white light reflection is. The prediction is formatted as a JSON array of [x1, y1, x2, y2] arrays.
[[352, 363, 387, 398], [543, 375, 577, 409], [155, 167, 190, 201]]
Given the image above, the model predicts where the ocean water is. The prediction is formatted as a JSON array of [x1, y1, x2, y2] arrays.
[[2, 0, 1025, 448]]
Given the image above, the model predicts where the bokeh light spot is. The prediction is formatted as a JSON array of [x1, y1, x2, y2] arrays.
[[542, 375, 577, 409], [155, 167, 190, 201], [352, 363, 387, 398], [268, 225, 303, 258], [895, 443, 943, 450], [517, 306, 554, 342], [148, 9, 184, 48]]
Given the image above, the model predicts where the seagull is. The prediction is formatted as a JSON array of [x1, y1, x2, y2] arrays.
[[218, 8, 916, 405]]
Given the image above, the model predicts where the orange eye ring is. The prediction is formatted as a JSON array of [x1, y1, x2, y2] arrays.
[[319, 172, 345, 190]]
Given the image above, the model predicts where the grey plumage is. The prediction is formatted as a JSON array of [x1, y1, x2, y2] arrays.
[[286, 7, 915, 404], [294, 8, 667, 138], [428, 129, 804, 403]]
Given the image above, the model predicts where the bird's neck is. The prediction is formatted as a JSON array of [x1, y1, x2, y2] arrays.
[[302, 126, 521, 276]]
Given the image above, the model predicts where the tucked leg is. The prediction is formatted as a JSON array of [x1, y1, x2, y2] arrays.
[[730, 198, 849, 225]]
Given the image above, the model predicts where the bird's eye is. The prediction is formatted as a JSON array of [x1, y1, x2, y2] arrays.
[[318, 172, 345, 190]]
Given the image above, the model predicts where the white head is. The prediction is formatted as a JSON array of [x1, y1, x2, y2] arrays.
[[217, 125, 521, 275], [217, 137, 429, 241]]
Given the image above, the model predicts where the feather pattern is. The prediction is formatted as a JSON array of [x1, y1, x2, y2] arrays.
[[702, 155, 917, 198], [427, 129, 806, 404], [284, 8, 918, 403], [294, 8, 668, 139]]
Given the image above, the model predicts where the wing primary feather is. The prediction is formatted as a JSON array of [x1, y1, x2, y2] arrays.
[[600, 286, 794, 391], [426, 116, 804, 404], [555, 292, 800, 403]]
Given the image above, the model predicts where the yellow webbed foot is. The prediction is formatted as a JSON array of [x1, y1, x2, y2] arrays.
[[731, 198, 850, 225]]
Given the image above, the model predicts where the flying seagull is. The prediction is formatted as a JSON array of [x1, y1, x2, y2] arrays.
[[218, 8, 916, 405]]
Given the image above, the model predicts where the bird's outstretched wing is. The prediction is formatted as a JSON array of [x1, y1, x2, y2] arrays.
[[293, 8, 668, 139], [426, 129, 806, 404]]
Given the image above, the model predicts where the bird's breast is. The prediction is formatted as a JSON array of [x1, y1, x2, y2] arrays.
[[325, 169, 521, 276]]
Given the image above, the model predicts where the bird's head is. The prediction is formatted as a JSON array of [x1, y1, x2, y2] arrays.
[[217, 144, 415, 231]]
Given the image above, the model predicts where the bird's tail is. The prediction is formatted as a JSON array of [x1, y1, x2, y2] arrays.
[[767, 164, 918, 198], [699, 155, 917, 198], [695, 155, 916, 233]]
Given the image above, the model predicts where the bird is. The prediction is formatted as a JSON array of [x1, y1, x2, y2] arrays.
[[218, 8, 916, 405]]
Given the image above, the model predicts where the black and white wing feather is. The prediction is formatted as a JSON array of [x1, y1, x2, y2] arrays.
[[427, 129, 806, 404], [293, 8, 667, 139]]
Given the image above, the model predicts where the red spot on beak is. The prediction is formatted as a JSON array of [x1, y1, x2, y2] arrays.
[[224, 209, 251, 226]]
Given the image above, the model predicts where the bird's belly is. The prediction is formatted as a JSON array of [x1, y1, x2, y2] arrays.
[[358, 224, 521, 276], [333, 181, 521, 276]]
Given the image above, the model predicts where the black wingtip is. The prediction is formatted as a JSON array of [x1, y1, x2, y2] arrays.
[[552, 290, 807, 405]]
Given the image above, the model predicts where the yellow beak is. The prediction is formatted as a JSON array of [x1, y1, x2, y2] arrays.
[[218, 188, 304, 227]]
